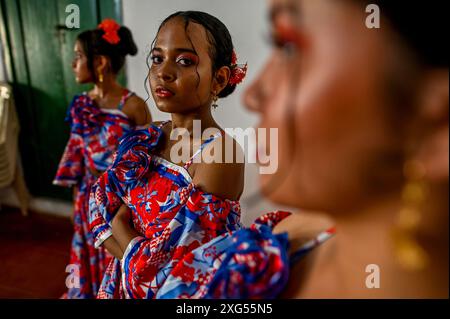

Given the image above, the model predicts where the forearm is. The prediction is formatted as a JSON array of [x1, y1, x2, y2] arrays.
[[102, 236, 125, 260], [112, 217, 140, 252], [111, 205, 139, 252]]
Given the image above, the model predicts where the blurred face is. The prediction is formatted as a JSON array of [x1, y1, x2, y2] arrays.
[[149, 17, 215, 114], [72, 41, 92, 83], [244, 0, 410, 213]]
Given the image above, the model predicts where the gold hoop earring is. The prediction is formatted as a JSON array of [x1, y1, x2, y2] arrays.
[[392, 159, 429, 271]]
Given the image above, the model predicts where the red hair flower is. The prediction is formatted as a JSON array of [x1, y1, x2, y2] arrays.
[[229, 50, 248, 85], [98, 18, 121, 45]]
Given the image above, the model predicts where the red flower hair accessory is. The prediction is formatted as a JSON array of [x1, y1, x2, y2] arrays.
[[229, 50, 248, 85], [98, 19, 121, 45]]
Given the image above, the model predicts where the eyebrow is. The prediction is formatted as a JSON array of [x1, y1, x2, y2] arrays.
[[269, 1, 300, 23], [151, 47, 198, 55]]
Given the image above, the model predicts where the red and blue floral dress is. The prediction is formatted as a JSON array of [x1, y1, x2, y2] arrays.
[[53, 90, 136, 298], [89, 121, 335, 299], [89, 121, 241, 298]]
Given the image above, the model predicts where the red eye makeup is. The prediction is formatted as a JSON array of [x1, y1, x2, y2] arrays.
[[273, 20, 308, 50], [176, 53, 199, 66]]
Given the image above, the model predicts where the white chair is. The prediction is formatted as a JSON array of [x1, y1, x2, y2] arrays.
[[0, 82, 29, 216]]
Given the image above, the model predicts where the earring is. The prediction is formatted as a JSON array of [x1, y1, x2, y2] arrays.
[[212, 94, 219, 109], [392, 159, 429, 271], [97, 68, 104, 83]]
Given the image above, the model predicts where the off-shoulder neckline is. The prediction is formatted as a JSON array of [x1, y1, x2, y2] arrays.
[[136, 122, 241, 204], [80, 92, 129, 119], [152, 155, 193, 183]]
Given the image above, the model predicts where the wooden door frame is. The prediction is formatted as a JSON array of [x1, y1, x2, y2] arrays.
[[0, 0, 123, 199]]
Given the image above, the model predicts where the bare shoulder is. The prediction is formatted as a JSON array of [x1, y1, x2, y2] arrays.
[[122, 95, 152, 126], [192, 134, 245, 201], [274, 211, 336, 298], [273, 211, 335, 253]]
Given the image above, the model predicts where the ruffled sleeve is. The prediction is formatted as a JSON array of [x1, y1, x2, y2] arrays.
[[120, 184, 242, 299], [155, 211, 292, 299], [53, 95, 85, 187], [88, 126, 162, 248]]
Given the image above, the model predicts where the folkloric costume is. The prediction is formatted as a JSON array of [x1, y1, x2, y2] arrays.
[[89, 53, 333, 299], [54, 18, 138, 298]]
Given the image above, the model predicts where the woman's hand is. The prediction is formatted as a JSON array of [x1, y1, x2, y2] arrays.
[[112, 205, 140, 252]]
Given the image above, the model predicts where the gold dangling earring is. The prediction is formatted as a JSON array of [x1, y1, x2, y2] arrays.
[[212, 93, 219, 109], [97, 68, 104, 99], [98, 68, 104, 84], [392, 159, 429, 271]]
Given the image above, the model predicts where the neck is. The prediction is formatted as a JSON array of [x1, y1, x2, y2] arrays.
[[93, 74, 120, 98], [170, 106, 218, 138], [323, 189, 449, 297]]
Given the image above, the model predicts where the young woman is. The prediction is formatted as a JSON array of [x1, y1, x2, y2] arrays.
[[243, 0, 448, 298], [91, 1, 448, 299], [53, 19, 151, 298], [88, 11, 247, 299]]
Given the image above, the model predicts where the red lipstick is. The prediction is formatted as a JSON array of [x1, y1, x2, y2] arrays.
[[155, 86, 174, 98]]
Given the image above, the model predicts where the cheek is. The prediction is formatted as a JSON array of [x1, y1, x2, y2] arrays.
[[178, 68, 212, 101], [180, 72, 203, 90], [149, 68, 157, 87], [259, 47, 392, 208], [255, 54, 302, 203], [286, 53, 395, 210], [296, 54, 388, 167], [75, 60, 89, 76], [256, 54, 293, 131]]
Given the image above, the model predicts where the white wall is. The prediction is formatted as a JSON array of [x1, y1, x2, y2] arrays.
[[123, 0, 293, 225], [123, 0, 267, 128]]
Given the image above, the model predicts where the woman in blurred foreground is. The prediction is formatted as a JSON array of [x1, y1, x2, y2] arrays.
[[244, 0, 448, 298]]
